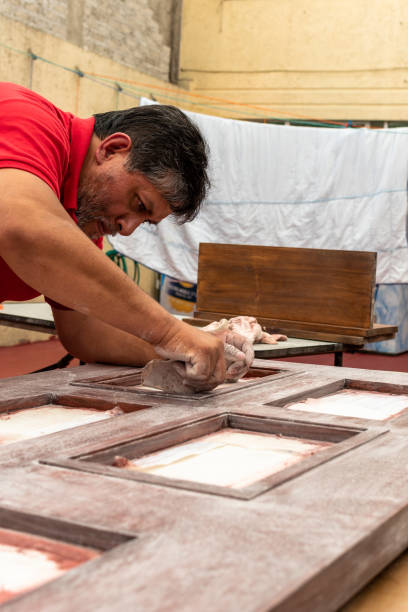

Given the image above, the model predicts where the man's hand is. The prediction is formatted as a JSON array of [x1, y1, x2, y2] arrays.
[[204, 326, 254, 382], [142, 318, 254, 394], [223, 331, 254, 381], [154, 321, 226, 391], [143, 328, 254, 394], [201, 319, 254, 381]]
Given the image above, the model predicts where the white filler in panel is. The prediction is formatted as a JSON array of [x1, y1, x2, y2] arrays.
[[286, 389, 408, 420], [125, 428, 332, 488], [0, 544, 66, 601], [0, 528, 98, 604], [0, 405, 113, 445]]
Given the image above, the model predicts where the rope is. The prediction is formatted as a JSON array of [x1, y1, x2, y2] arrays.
[[0, 40, 381, 128]]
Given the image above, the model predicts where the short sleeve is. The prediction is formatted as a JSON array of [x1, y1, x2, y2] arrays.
[[0, 85, 70, 197]]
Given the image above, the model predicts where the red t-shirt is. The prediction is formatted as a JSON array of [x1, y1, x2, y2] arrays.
[[0, 82, 101, 308]]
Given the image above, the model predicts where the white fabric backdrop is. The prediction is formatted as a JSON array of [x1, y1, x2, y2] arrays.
[[110, 98, 408, 284]]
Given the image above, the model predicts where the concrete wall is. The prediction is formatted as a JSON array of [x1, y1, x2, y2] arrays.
[[0, 0, 178, 81], [179, 0, 408, 122]]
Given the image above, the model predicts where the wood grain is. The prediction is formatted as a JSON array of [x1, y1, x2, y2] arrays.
[[196, 243, 377, 328], [0, 507, 134, 551], [2, 361, 408, 610], [45, 413, 385, 501]]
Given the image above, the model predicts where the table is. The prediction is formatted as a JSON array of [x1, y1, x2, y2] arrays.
[[0, 302, 56, 334], [0, 303, 74, 372], [0, 304, 346, 367], [0, 304, 346, 365], [254, 337, 344, 365]]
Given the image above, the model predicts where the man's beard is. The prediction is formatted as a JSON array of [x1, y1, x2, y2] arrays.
[[76, 175, 117, 236]]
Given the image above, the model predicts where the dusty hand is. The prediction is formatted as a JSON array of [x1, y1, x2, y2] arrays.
[[203, 322, 254, 382], [223, 331, 254, 381], [154, 320, 226, 391]]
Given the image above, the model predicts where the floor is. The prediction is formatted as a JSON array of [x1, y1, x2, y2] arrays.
[[0, 337, 80, 379], [1, 337, 408, 379]]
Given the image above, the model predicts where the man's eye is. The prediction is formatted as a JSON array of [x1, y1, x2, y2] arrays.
[[137, 200, 146, 212]]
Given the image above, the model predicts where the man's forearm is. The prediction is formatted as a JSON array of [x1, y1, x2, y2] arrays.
[[53, 309, 158, 366]]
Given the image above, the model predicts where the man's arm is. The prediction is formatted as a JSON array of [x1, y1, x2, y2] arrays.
[[53, 309, 254, 385], [0, 169, 225, 387], [52, 307, 158, 366]]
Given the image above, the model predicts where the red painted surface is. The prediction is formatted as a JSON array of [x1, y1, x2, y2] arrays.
[[0, 527, 99, 604], [0, 338, 80, 378], [280, 351, 408, 372]]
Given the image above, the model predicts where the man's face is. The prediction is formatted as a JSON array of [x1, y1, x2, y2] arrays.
[[77, 156, 173, 240]]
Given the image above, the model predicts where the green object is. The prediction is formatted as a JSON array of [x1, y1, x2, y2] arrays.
[[106, 249, 140, 284]]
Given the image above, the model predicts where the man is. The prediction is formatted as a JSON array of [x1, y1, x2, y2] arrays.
[[0, 82, 252, 390]]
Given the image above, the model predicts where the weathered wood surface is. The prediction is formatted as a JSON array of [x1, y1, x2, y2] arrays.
[[0, 507, 135, 551], [1, 360, 408, 610], [48, 431, 384, 502], [196, 243, 377, 328], [70, 365, 299, 401], [47, 412, 383, 501], [1, 433, 408, 611], [342, 549, 408, 611]]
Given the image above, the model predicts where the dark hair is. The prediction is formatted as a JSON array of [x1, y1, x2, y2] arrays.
[[93, 104, 210, 222]]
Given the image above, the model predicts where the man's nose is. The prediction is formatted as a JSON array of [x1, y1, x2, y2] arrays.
[[117, 215, 142, 236]]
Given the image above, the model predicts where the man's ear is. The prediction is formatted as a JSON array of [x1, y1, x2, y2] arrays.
[[95, 132, 132, 163]]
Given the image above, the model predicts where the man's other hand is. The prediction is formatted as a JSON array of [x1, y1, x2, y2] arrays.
[[154, 322, 226, 391], [222, 331, 254, 381]]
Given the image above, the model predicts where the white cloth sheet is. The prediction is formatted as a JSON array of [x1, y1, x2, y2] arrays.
[[109, 98, 408, 284]]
